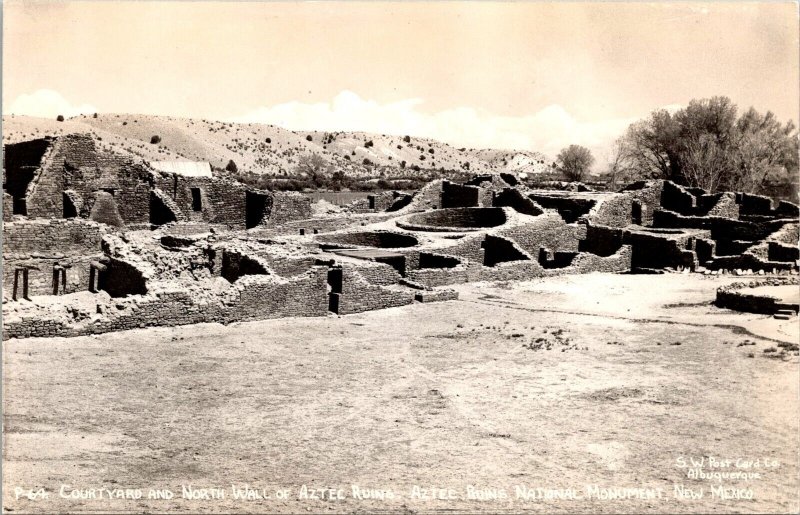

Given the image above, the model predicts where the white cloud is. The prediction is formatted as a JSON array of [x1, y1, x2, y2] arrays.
[[4, 89, 97, 119], [231, 90, 636, 163]]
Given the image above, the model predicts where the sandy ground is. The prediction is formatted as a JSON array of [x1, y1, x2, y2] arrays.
[[3, 273, 798, 514]]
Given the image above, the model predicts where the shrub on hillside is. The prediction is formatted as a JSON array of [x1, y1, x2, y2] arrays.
[[56, 115, 64, 122], [226, 159, 238, 173], [150, 135, 161, 144]]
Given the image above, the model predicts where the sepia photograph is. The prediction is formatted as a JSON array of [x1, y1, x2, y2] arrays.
[[2, 1, 799, 513]]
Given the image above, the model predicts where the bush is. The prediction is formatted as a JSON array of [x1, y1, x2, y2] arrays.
[[403, 135, 411, 143], [306, 135, 313, 142], [363, 158, 372, 166], [56, 115, 64, 122], [365, 140, 374, 148], [266, 137, 271, 144], [150, 135, 161, 144], [93, 113, 98, 119], [225, 159, 238, 173]]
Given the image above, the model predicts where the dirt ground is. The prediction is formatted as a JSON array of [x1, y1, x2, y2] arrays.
[[3, 273, 799, 514]]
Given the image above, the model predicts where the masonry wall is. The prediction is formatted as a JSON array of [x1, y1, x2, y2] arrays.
[[619, 181, 664, 226], [441, 181, 480, 208], [3, 268, 330, 339], [336, 266, 415, 315], [2, 219, 106, 297], [623, 231, 696, 270], [23, 137, 75, 218], [3, 192, 15, 221], [265, 192, 312, 226], [497, 213, 585, 256], [151, 173, 249, 229]]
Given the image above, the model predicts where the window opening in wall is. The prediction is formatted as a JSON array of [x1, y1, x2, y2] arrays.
[[191, 187, 202, 211]]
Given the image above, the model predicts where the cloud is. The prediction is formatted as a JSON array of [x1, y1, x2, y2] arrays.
[[4, 89, 97, 119], [232, 90, 636, 163]]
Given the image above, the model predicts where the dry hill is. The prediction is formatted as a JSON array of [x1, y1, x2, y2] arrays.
[[2, 114, 554, 178]]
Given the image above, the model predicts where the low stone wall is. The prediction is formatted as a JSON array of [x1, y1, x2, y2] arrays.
[[337, 267, 416, 315], [715, 278, 799, 314], [3, 269, 330, 340]]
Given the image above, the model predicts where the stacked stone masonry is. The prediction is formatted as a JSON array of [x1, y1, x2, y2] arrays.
[[3, 136, 798, 340]]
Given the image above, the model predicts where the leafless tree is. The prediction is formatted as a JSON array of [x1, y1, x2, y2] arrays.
[[556, 145, 594, 182]]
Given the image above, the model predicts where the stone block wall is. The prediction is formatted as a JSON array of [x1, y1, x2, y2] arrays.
[[2, 219, 107, 297], [660, 181, 698, 214], [3, 219, 105, 255], [706, 192, 740, 218], [497, 213, 584, 256], [337, 266, 415, 314], [3, 193, 14, 221], [349, 261, 402, 286], [265, 192, 312, 226], [441, 180, 481, 208]]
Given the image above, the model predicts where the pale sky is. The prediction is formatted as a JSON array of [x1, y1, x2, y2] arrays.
[[3, 1, 799, 160]]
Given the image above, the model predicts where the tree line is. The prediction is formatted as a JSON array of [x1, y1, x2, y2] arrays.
[[555, 96, 798, 201]]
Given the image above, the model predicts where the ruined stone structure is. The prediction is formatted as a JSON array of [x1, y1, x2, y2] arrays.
[[2, 134, 311, 230], [3, 134, 798, 340]]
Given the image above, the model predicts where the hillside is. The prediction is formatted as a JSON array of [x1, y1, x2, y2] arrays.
[[2, 114, 554, 178]]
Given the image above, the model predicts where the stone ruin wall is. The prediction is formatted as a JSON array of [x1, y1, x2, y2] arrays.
[[3, 139, 799, 341], [2, 219, 107, 298]]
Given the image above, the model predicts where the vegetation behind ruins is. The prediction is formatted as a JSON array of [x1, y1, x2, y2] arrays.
[[603, 96, 799, 202]]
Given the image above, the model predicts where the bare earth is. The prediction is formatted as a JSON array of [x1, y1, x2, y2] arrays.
[[3, 273, 799, 514]]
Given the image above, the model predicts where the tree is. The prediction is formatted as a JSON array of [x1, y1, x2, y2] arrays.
[[295, 153, 330, 188], [225, 159, 238, 173], [556, 145, 594, 182], [56, 115, 64, 122], [150, 135, 161, 144], [603, 138, 637, 188], [619, 96, 798, 199]]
